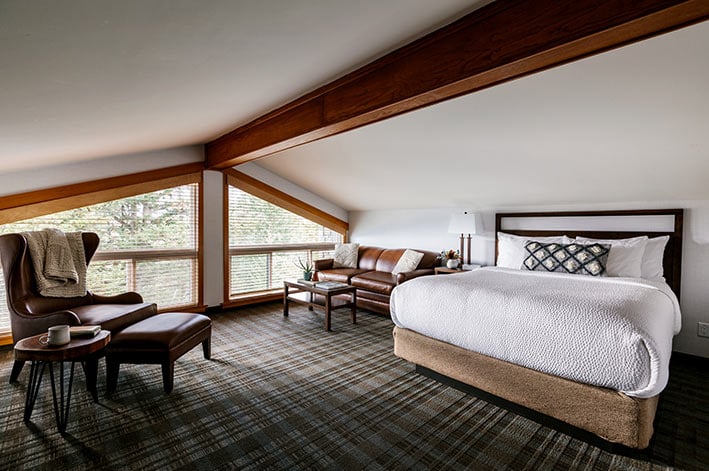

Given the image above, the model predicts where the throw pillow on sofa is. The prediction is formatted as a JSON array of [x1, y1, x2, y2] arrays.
[[391, 249, 424, 274], [333, 243, 359, 268]]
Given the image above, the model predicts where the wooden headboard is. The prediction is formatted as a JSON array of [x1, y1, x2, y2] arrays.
[[494, 209, 684, 297]]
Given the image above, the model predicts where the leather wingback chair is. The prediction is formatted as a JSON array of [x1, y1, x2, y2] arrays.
[[0, 232, 157, 382]]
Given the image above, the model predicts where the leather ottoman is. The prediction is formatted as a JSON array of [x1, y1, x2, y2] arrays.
[[106, 313, 212, 394]]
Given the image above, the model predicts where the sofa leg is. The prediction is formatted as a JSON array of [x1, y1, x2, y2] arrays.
[[161, 362, 174, 394], [202, 338, 211, 360], [106, 359, 120, 393], [9, 360, 24, 383]]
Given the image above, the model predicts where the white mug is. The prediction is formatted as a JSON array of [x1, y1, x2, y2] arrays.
[[39, 325, 71, 346]]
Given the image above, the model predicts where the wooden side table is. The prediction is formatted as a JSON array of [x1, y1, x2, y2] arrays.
[[434, 267, 464, 275], [283, 280, 356, 331], [14, 330, 110, 433]]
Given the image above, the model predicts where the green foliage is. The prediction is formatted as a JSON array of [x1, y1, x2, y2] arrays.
[[294, 258, 313, 273]]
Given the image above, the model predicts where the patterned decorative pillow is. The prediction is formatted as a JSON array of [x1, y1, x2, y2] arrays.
[[392, 249, 424, 275], [522, 241, 610, 276], [333, 243, 359, 268]]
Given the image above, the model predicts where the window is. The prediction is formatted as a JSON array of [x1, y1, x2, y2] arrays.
[[0, 175, 201, 340], [225, 170, 346, 302]]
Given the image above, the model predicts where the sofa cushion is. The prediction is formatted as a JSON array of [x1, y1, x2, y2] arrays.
[[333, 243, 359, 268], [375, 249, 407, 272], [317, 268, 370, 284], [71, 302, 156, 333], [358, 246, 384, 270], [351, 271, 397, 295]]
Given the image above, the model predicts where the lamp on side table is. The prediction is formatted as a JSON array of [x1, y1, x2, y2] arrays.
[[448, 212, 483, 269]]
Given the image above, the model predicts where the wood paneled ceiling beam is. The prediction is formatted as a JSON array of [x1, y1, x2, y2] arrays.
[[206, 0, 709, 169]]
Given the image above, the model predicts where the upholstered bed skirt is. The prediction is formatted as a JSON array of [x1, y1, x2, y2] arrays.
[[392, 327, 659, 449]]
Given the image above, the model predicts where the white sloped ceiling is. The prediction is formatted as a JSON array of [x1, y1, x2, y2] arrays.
[[256, 21, 709, 211]]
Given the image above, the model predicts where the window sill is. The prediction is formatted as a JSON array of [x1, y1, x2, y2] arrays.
[[0, 332, 13, 346], [225, 290, 283, 308]]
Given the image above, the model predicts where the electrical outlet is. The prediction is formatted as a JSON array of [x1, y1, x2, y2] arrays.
[[698, 322, 709, 338]]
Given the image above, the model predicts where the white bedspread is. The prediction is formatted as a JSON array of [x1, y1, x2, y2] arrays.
[[390, 267, 681, 398]]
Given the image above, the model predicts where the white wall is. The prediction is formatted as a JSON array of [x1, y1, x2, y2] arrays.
[[349, 208, 495, 264], [0, 146, 204, 196], [202, 170, 224, 307], [350, 203, 709, 358], [238, 163, 348, 222]]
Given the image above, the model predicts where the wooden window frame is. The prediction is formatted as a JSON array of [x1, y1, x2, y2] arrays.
[[223, 169, 348, 308], [0, 163, 206, 346]]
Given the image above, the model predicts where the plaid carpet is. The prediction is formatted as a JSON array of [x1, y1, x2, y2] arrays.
[[0, 303, 703, 470]]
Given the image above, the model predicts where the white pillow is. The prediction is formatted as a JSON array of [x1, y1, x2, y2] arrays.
[[575, 236, 648, 278], [333, 243, 359, 268], [392, 249, 424, 275], [641, 236, 669, 281], [497, 232, 571, 270]]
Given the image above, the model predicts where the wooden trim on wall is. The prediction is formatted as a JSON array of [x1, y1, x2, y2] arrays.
[[205, 0, 709, 169], [0, 162, 204, 210], [0, 163, 204, 224], [224, 168, 348, 235]]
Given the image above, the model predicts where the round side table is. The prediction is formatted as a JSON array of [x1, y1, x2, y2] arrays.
[[14, 330, 110, 433]]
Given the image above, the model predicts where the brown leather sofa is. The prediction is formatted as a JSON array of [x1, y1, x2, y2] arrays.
[[0, 232, 157, 382], [314, 246, 439, 315]]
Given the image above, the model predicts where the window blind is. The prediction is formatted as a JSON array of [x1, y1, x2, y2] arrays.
[[0, 183, 200, 336], [228, 185, 342, 297]]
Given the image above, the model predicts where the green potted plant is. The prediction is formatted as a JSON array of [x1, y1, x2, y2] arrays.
[[295, 258, 314, 281]]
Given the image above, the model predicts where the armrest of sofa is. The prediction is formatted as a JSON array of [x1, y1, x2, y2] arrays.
[[396, 268, 434, 285], [314, 258, 334, 271]]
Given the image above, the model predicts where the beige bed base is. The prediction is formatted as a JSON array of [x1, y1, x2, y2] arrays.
[[393, 327, 659, 449]]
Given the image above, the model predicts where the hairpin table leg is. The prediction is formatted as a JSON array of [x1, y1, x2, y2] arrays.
[[48, 361, 76, 433], [23, 361, 46, 423]]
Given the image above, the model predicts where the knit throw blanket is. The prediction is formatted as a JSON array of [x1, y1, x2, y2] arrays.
[[22, 229, 87, 298]]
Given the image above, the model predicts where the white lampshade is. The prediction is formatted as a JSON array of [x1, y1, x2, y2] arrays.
[[448, 212, 483, 235]]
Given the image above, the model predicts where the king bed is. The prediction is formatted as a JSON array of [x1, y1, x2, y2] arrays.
[[390, 209, 683, 449]]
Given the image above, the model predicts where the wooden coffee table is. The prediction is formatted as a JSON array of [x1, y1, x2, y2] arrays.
[[14, 330, 110, 433], [283, 280, 357, 331]]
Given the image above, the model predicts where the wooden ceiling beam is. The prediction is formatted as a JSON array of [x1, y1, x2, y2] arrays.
[[205, 0, 709, 169]]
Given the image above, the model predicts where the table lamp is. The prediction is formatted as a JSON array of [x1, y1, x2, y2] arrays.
[[448, 212, 483, 267]]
